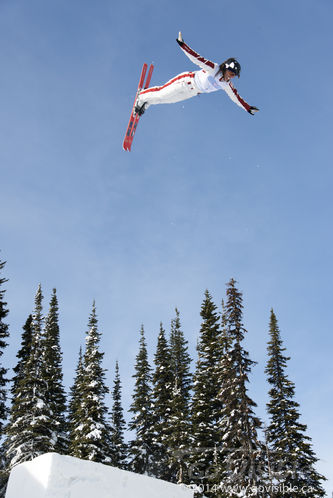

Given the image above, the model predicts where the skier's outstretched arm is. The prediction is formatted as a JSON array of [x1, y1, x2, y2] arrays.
[[176, 32, 218, 74], [224, 82, 259, 115]]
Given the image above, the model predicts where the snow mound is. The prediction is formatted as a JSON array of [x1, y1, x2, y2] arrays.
[[5, 452, 194, 498]]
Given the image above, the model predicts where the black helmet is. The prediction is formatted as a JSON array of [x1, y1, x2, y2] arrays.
[[223, 58, 241, 77]]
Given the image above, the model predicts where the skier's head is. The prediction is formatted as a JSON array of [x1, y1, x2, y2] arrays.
[[218, 58, 241, 79]]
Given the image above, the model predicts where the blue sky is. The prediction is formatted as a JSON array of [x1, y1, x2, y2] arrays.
[[1, 0, 332, 493]]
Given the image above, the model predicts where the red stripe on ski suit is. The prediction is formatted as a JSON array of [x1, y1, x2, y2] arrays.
[[177, 40, 215, 69], [177, 40, 215, 70], [140, 72, 195, 96], [228, 83, 251, 112]]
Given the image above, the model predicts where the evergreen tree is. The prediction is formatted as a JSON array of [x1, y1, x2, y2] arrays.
[[150, 323, 173, 480], [206, 299, 231, 493], [191, 291, 224, 490], [68, 302, 111, 463], [5, 285, 56, 470], [0, 259, 9, 438], [265, 309, 326, 497], [167, 309, 192, 484], [11, 315, 33, 395], [68, 347, 84, 448], [128, 325, 154, 475], [217, 279, 264, 497], [40, 289, 67, 453], [109, 361, 127, 469], [0, 259, 9, 497]]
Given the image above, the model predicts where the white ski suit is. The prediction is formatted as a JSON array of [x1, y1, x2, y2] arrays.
[[136, 39, 253, 113]]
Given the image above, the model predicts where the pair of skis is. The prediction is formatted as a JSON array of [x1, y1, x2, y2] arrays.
[[123, 63, 154, 151]]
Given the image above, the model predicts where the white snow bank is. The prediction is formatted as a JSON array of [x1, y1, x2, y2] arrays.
[[5, 452, 194, 498]]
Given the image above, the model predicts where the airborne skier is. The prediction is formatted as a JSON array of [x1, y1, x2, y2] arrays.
[[135, 32, 259, 117]]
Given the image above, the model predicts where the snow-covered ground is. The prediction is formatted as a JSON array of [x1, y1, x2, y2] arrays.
[[5, 453, 194, 498]]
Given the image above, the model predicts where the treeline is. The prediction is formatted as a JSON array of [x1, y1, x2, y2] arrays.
[[0, 258, 326, 497]]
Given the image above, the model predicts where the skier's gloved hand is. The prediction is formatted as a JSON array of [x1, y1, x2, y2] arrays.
[[248, 106, 259, 115], [177, 31, 184, 45]]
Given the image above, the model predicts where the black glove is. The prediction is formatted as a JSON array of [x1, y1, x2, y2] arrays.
[[248, 106, 259, 115]]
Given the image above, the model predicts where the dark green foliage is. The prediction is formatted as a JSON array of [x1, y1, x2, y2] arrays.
[[5, 285, 55, 469], [68, 347, 83, 417], [167, 309, 192, 483], [110, 361, 127, 469], [68, 303, 111, 463], [217, 279, 264, 497], [11, 315, 33, 395], [68, 347, 84, 447], [191, 291, 224, 490], [40, 289, 67, 453], [265, 309, 326, 497], [0, 259, 9, 437], [2, 312, 32, 498], [6, 288, 67, 473], [150, 312, 192, 483], [0, 259, 9, 498], [128, 325, 154, 475], [150, 323, 173, 479]]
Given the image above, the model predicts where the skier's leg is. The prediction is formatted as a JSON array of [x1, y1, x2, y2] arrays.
[[136, 72, 199, 110]]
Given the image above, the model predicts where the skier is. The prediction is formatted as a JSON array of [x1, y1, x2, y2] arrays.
[[135, 32, 259, 117]]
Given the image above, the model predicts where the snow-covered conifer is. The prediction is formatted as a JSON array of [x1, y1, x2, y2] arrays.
[[68, 347, 84, 446], [0, 259, 9, 438], [217, 279, 264, 497], [128, 325, 154, 475], [5, 285, 56, 469], [265, 309, 326, 497], [110, 361, 127, 469], [40, 289, 67, 453], [68, 303, 111, 463], [150, 323, 173, 480], [167, 309, 192, 483], [191, 291, 224, 490], [0, 259, 9, 497], [11, 315, 33, 395]]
